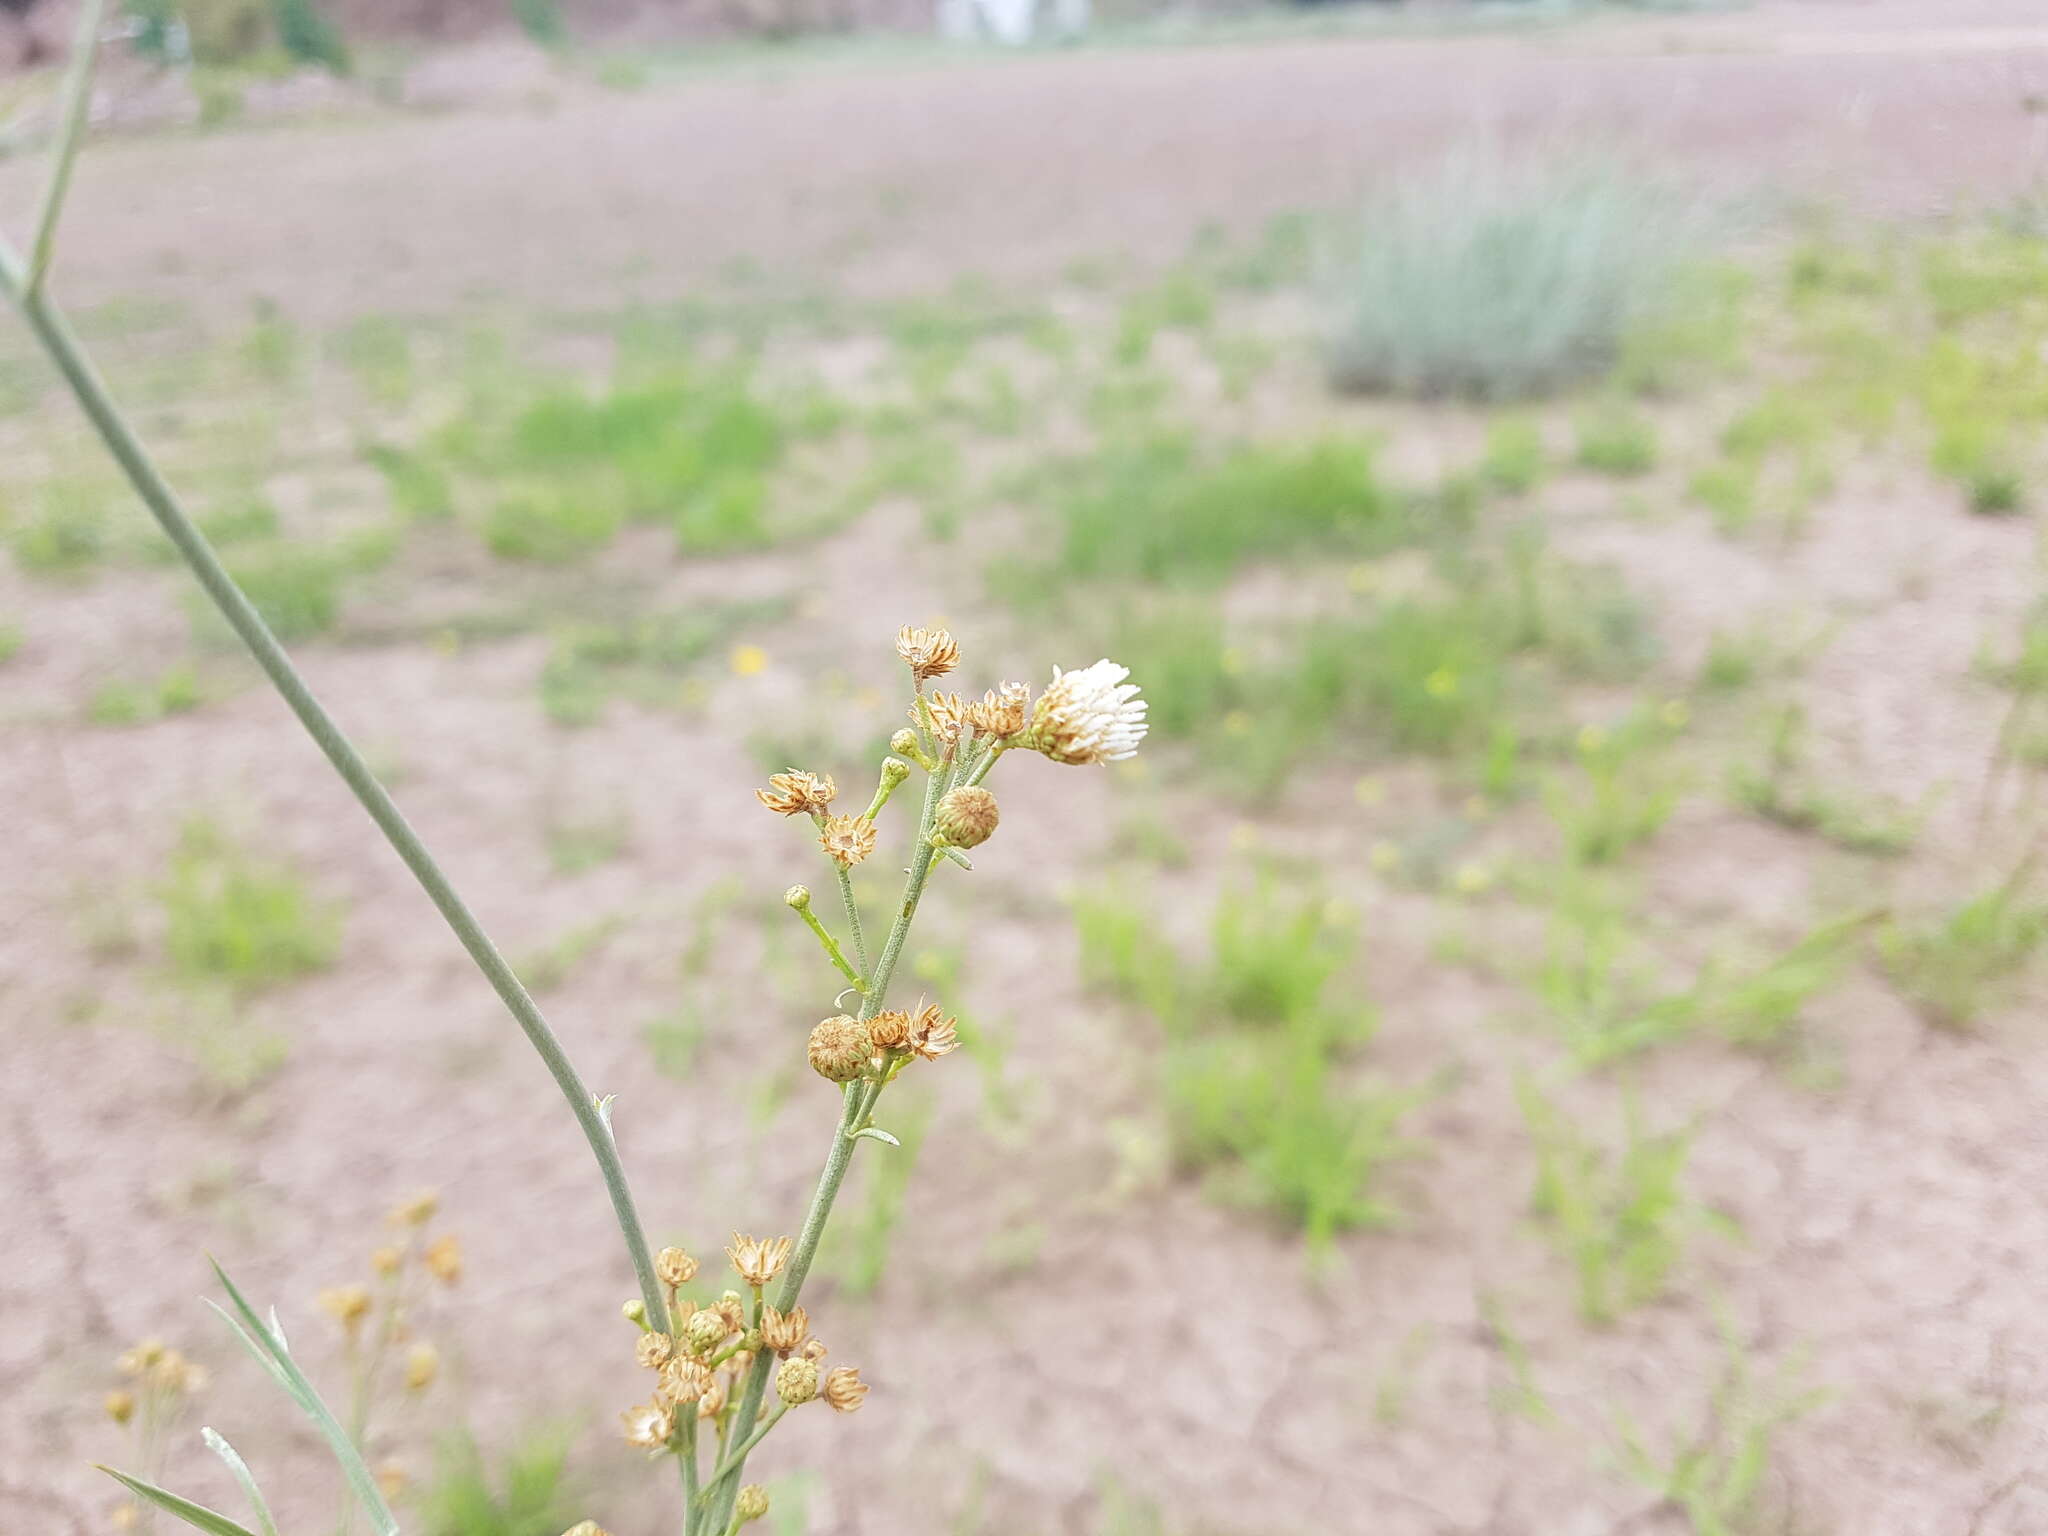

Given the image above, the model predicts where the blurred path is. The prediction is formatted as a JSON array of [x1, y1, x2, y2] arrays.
[[0, 0, 2043, 321]]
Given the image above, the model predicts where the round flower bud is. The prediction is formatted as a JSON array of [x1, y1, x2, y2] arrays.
[[783, 885, 810, 910], [105, 1389, 135, 1425], [934, 786, 999, 849], [735, 1485, 770, 1525], [823, 1365, 869, 1413], [775, 1356, 819, 1406], [807, 1015, 871, 1083], [621, 1299, 648, 1328], [889, 728, 920, 756], [370, 1246, 402, 1277], [635, 1332, 675, 1371], [404, 1342, 438, 1390], [561, 1523, 612, 1536], [880, 757, 911, 789], [716, 1291, 748, 1330], [867, 1010, 911, 1051], [684, 1309, 728, 1357]]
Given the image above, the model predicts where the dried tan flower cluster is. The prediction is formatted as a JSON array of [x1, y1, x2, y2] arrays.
[[806, 1001, 959, 1085], [620, 1241, 867, 1458], [755, 769, 836, 817], [895, 625, 959, 681], [817, 813, 878, 869]]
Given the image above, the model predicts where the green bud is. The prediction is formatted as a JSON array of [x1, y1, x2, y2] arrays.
[[684, 1309, 728, 1357], [889, 728, 919, 756], [881, 757, 911, 788], [622, 1299, 649, 1329], [776, 1355, 820, 1406], [736, 1485, 770, 1524], [784, 884, 810, 910]]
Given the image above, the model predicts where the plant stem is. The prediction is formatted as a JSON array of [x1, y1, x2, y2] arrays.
[[836, 864, 871, 982], [792, 899, 865, 995], [0, 262, 669, 1329], [696, 1403, 788, 1499], [680, 1416, 701, 1536], [701, 764, 948, 1528]]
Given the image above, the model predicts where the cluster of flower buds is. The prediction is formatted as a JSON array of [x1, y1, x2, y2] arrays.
[[620, 1239, 867, 1461], [315, 1190, 459, 1394], [805, 1001, 958, 1085], [106, 1337, 205, 1427]]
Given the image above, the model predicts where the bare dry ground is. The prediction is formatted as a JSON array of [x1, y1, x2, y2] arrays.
[[11, 4, 2048, 1535]]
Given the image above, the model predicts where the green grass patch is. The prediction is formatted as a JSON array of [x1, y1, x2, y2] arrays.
[[157, 818, 340, 990]]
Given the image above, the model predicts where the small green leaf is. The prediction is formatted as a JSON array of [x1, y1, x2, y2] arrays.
[[851, 1126, 900, 1147], [96, 1466, 260, 1536], [202, 1428, 279, 1536]]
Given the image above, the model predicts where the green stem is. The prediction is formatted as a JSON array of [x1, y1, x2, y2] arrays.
[[27, 0, 103, 297], [0, 265, 669, 1330], [703, 766, 946, 1528], [791, 900, 864, 995], [836, 864, 870, 983], [680, 1416, 701, 1536], [697, 1405, 788, 1502]]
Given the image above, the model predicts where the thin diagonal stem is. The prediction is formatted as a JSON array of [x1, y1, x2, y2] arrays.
[[701, 761, 948, 1529], [836, 863, 870, 981], [791, 897, 864, 995], [27, 0, 103, 297], [0, 258, 668, 1330]]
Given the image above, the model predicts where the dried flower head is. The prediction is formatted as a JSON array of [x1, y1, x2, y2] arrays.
[[807, 1015, 872, 1083], [636, 1332, 676, 1371], [376, 1463, 408, 1502], [683, 1309, 729, 1358], [150, 1351, 205, 1395], [907, 1003, 959, 1062], [867, 1009, 911, 1051], [775, 1356, 820, 1406], [801, 1337, 829, 1362], [735, 1486, 771, 1525], [966, 681, 1031, 740], [391, 1190, 439, 1228], [620, 1400, 673, 1451], [655, 1246, 699, 1289], [727, 1347, 757, 1377], [717, 1290, 748, 1331], [696, 1376, 727, 1419], [759, 1304, 809, 1357], [921, 692, 970, 747], [823, 1365, 869, 1413], [404, 1342, 438, 1391], [895, 626, 959, 681], [424, 1234, 462, 1285], [934, 786, 999, 848], [1024, 659, 1148, 764], [318, 1285, 372, 1331], [104, 1389, 135, 1425], [370, 1245, 402, 1277], [818, 814, 878, 869], [755, 770, 837, 818], [660, 1356, 713, 1407], [727, 1232, 794, 1289]]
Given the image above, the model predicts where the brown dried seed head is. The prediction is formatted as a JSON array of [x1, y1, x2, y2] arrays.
[[370, 1246, 402, 1277], [907, 1004, 960, 1062], [934, 786, 999, 849], [823, 1366, 869, 1414], [755, 769, 837, 817], [717, 1291, 749, 1331], [659, 1355, 712, 1404], [759, 1304, 809, 1357], [921, 692, 970, 747], [807, 1015, 871, 1083], [424, 1234, 462, 1285], [635, 1332, 676, 1371], [151, 1351, 205, 1395], [656, 1246, 699, 1289], [802, 1337, 829, 1362], [117, 1339, 166, 1376], [104, 1389, 135, 1425], [895, 626, 959, 681], [727, 1232, 794, 1289], [696, 1377, 727, 1419], [867, 1009, 912, 1051], [818, 814, 878, 869], [775, 1356, 820, 1406], [683, 1309, 728, 1357], [735, 1485, 771, 1525], [966, 682, 1031, 740], [619, 1400, 673, 1450]]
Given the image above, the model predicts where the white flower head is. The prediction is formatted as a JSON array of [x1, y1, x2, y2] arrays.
[[1025, 659, 1148, 765]]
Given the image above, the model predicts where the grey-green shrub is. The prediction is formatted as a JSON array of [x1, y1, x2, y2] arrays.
[[1324, 152, 1704, 401]]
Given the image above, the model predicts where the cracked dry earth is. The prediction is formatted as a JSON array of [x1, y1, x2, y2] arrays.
[[11, 2, 2048, 1533]]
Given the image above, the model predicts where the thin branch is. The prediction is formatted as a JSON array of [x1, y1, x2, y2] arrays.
[[27, 0, 106, 298]]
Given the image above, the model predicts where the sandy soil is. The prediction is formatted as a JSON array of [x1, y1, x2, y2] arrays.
[[11, 4, 2048, 1535]]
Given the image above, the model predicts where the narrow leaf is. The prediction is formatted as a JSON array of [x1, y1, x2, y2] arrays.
[[206, 1259, 400, 1536], [201, 1428, 280, 1536], [851, 1125, 901, 1147], [96, 1466, 259, 1536]]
